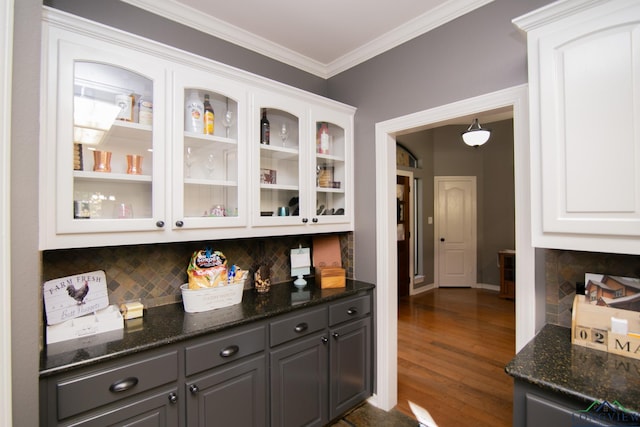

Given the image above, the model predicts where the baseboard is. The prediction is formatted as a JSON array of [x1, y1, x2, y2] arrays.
[[476, 283, 500, 292], [410, 283, 434, 295]]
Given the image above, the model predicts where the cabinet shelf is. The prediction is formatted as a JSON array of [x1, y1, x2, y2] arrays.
[[316, 153, 344, 162], [316, 187, 344, 194], [184, 132, 237, 149], [73, 171, 152, 183], [260, 183, 298, 191], [184, 178, 238, 187], [260, 145, 299, 160], [100, 121, 152, 150]]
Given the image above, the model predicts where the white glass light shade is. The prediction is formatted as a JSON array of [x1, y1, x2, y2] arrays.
[[461, 118, 491, 147], [73, 96, 122, 145]]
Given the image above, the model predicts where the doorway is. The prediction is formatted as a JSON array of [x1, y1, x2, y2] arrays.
[[434, 176, 477, 288], [396, 172, 413, 297], [372, 85, 536, 412]]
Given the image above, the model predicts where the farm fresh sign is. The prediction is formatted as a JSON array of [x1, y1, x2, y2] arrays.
[[43, 270, 109, 325]]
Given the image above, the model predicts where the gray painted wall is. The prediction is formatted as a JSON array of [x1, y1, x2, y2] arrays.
[[12, 0, 552, 423], [327, 0, 554, 284], [398, 119, 515, 288]]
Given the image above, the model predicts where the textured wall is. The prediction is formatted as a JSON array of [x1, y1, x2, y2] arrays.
[[43, 233, 354, 309], [545, 250, 640, 327]]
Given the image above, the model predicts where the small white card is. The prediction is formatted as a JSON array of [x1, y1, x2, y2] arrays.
[[43, 270, 109, 325]]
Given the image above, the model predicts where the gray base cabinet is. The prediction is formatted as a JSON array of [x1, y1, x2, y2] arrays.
[[270, 332, 329, 427], [514, 380, 623, 427], [186, 354, 267, 427], [329, 317, 371, 420], [269, 293, 372, 427], [40, 291, 372, 426]]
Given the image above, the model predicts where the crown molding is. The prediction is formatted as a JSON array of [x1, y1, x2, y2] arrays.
[[123, 0, 493, 79], [326, 0, 493, 77]]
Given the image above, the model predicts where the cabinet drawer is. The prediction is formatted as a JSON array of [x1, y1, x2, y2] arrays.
[[185, 324, 265, 376], [56, 350, 178, 420], [329, 295, 371, 326], [270, 307, 327, 347]]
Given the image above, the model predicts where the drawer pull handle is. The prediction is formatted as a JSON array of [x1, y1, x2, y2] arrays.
[[294, 322, 308, 333], [109, 377, 139, 393], [190, 384, 200, 394], [347, 307, 358, 315], [220, 345, 239, 358], [168, 392, 178, 404]]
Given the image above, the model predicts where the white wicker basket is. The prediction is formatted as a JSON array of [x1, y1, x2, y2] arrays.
[[180, 280, 245, 313]]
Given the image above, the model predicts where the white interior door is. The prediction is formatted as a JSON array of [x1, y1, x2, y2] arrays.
[[435, 176, 477, 287]]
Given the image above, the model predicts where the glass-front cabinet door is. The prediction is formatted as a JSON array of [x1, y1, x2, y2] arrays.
[[252, 91, 308, 226], [311, 106, 352, 226], [172, 68, 247, 230], [51, 40, 167, 236]]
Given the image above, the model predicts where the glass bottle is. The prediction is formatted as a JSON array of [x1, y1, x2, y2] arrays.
[[203, 94, 215, 135], [260, 109, 270, 145]]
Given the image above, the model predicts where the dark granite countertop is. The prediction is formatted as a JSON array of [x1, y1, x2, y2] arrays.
[[505, 323, 640, 417], [40, 279, 374, 377]]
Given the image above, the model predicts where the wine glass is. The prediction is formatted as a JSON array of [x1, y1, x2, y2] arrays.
[[222, 109, 234, 138], [185, 147, 194, 178], [279, 123, 289, 147], [205, 154, 215, 178]]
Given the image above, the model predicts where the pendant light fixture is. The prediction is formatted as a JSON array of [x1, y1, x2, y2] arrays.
[[461, 118, 491, 147]]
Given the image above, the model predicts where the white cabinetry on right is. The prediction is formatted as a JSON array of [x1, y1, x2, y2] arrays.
[[515, 0, 640, 255]]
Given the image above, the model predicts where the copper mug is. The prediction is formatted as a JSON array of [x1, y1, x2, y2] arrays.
[[93, 150, 112, 172], [126, 155, 143, 175]]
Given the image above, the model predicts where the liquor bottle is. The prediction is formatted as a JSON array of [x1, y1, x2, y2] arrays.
[[203, 94, 215, 135], [185, 90, 204, 133], [260, 109, 270, 145]]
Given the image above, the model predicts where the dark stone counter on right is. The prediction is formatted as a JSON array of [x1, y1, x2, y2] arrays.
[[505, 324, 640, 426]]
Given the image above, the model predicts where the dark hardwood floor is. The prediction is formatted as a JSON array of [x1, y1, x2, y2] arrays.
[[396, 287, 515, 426]]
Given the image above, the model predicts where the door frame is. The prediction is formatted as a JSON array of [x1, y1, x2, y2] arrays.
[[0, 0, 13, 424], [434, 176, 477, 288], [396, 170, 414, 295], [371, 84, 536, 411]]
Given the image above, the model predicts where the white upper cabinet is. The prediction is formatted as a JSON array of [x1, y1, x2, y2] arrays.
[[40, 9, 354, 249], [515, 0, 640, 255]]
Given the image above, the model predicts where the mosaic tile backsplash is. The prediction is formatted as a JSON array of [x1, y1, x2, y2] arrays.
[[545, 249, 640, 327], [42, 233, 354, 309]]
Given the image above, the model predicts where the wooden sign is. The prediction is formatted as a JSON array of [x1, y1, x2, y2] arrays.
[[43, 270, 109, 325]]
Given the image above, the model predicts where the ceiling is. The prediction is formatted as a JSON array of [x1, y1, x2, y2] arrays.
[[122, 0, 493, 78]]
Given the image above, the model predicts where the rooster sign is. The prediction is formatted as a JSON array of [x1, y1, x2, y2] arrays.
[[43, 270, 109, 325]]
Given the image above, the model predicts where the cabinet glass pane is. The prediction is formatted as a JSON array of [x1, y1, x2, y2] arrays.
[[259, 109, 300, 217], [315, 122, 346, 217], [183, 89, 239, 219], [72, 61, 153, 220]]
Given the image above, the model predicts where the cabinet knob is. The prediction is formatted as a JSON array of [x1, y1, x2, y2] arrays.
[[175, 220, 184, 227], [312, 217, 318, 223], [347, 307, 358, 316], [220, 345, 239, 358], [302, 218, 308, 223], [294, 322, 308, 333], [332, 332, 340, 340], [440, 237, 445, 242], [168, 392, 178, 404], [109, 377, 138, 393], [156, 220, 165, 228], [321, 336, 328, 344], [189, 384, 199, 394]]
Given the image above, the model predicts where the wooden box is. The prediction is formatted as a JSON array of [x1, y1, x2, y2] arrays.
[[316, 267, 346, 289], [313, 235, 345, 289], [571, 294, 640, 360]]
